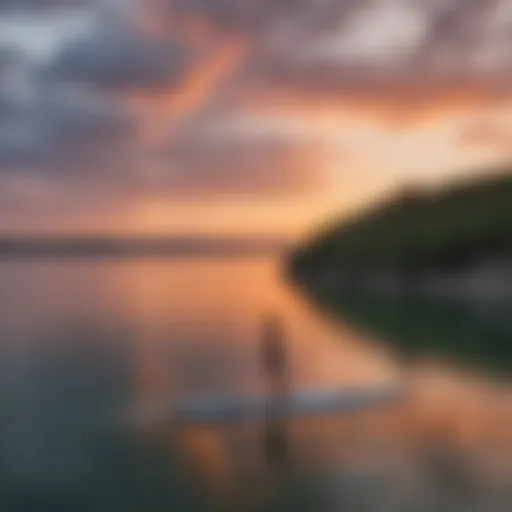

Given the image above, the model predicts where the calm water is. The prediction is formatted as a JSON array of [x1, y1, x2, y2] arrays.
[[0, 256, 511, 511]]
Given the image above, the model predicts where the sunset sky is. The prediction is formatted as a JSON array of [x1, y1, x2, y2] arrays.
[[0, 0, 511, 238]]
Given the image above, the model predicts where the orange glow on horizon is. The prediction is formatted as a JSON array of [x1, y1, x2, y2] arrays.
[[240, 81, 512, 126]]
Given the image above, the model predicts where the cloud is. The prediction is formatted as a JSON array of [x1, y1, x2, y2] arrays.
[[0, 87, 134, 172], [0, 48, 17, 114], [230, 0, 512, 117], [50, 27, 190, 90], [0, 0, 91, 9], [407, 0, 508, 77], [0, 7, 96, 66], [0, 2, 184, 177], [173, 0, 310, 32], [137, 125, 325, 198]]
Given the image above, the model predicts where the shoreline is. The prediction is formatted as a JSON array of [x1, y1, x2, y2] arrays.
[[294, 260, 512, 303]]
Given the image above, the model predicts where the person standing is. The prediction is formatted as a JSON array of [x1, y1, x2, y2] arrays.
[[259, 314, 290, 465], [260, 314, 288, 397]]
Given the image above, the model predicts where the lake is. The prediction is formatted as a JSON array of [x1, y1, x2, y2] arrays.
[[0, 255, 510, 511]]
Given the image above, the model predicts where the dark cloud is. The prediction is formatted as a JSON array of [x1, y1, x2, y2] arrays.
[[0, 0, 90, 10], [409, 0, 503, 77], [174, 0, 304, 31], [0, 50, 15, 115], [50, 30, 189, 90], [173, 0, 353, 34], [0, 90, 134, 171], [225, 0, 512, 98]]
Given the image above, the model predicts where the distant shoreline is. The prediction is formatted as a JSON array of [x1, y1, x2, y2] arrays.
[[0, 236, 290, 259]]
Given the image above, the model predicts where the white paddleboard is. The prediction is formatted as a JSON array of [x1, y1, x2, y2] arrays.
[[127, 384, 403, 425]]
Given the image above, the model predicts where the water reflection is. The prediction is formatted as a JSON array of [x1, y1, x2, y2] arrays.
[[0, 323, 206, 511], [0, 258, 510, 510], [308, 290, 512, 377]]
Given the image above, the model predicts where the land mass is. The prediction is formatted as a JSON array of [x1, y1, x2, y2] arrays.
[[289, 167, 512, 300]]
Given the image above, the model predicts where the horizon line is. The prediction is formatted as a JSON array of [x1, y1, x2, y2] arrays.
[[0, 233, 292, 258]]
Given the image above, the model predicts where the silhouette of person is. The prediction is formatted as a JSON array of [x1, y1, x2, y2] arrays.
[[259, 314, 291, 466], [260, 314, 288, 396]]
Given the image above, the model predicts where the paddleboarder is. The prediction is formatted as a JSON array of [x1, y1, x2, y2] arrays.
[[259, 314, 290, 465], [260, 314, 289, 397]]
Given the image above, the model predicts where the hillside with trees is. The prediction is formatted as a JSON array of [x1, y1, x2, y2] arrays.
[[290, 167, 512, 289]]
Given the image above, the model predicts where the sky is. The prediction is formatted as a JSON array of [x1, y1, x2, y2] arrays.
[[0, 0, 511, 238]]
